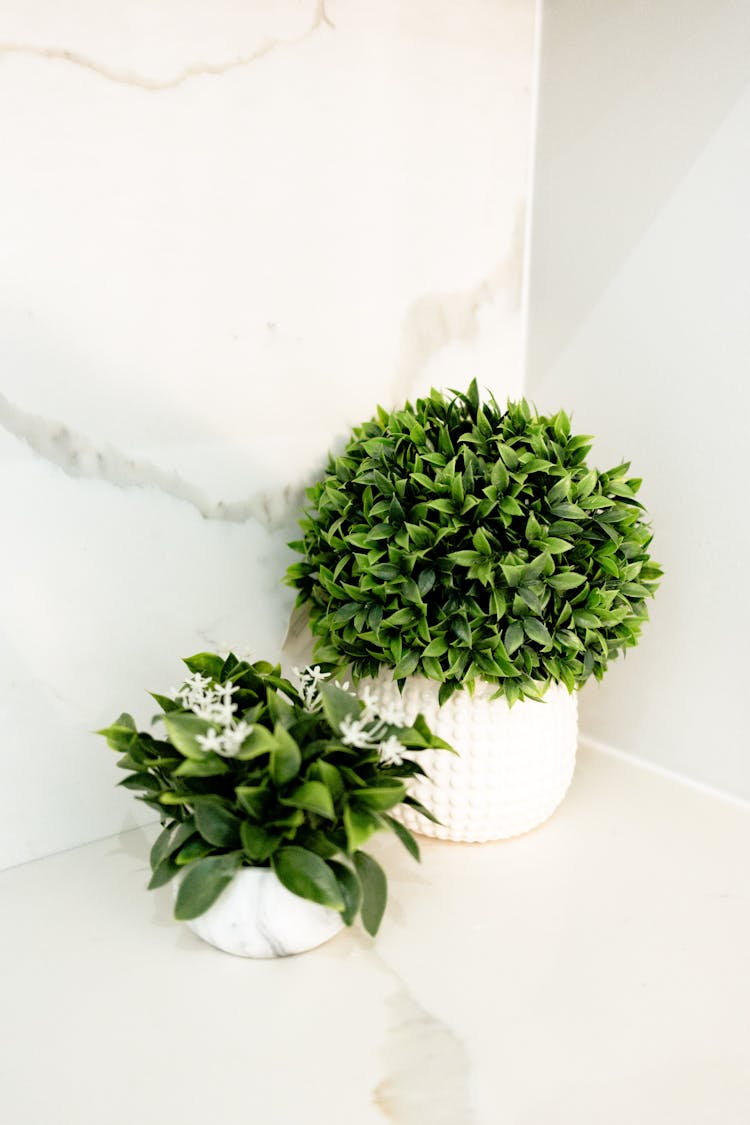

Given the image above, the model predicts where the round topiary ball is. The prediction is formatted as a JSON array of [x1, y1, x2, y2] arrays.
[[287, 381, 662, 705]]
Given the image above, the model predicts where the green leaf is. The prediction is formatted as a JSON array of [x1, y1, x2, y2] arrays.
[[401, 578, 423, 604], [499, 496, 523, 517], [491, 458, 509, 491], [370, 563, 400, 580], [240, 822, 282, 862], [522, 618, 553, 648], [353, 851, 387, 937], [148, 854, 181, 890], [234, 725, 277, 761], [174, 754, 229, 778], [182, 653, 224, 679], [97, 715, 138, 751], [550, 502, 585, 519], [174, 838, 214, 866], [312, 761, 344, 801], [318, 681, 361, 732], [547, 571, 587, 592], [351, 783, 407, 811], [328, 860, 362, 926], [504, 621, 524, 655], [235, 786, 269, 820], [420, 655, 444, 680], [281, 780, 335, 819], [448, 550, 481, 567], [574, 610, 600, 629], [537, 537, 574, 554], [270, 724, 302, 785], [490, 588, 508, 619], [163, 712, 214, 761], [472, 527, 492, 556], [595, 553, 620, 578], [330, 602, 360, 625], [500, 562, 526, 588], [383, 814, 420, 861], [402, 796, 441, 825], [385, 608, 416, 627], [148, 693, 180, 713], [343, 803, 382, 851], [194, 801, 242, 847], [117, 771, 160, 792], [173, 852, 243, 920], [393, 650, 420, 679], [417, 568, 436, 596], [272, 847, 345, 912], [150, 819, 196, 871], [452, 617, 473, 646], [422, 636, 449, 658]]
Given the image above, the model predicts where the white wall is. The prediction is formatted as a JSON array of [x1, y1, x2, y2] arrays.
[[527, 1, 750, 798], [0, 0, 537, 869]]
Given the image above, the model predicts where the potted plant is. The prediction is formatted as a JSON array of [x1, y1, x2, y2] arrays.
[[286, 381, 662, 841], [99, 652, 449, 957]]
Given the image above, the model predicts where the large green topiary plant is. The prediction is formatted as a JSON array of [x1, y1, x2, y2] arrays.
[[287, 381, 662, 705]]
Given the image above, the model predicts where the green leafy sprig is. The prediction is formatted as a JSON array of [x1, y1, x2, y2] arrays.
[[99, 652, 449, 936], [287, 381, 662, 704]]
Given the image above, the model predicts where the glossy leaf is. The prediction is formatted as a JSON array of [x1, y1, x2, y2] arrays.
[[173, 852, 243, 920], [272, 847, 345, 911], [353, 851, 388, 937]]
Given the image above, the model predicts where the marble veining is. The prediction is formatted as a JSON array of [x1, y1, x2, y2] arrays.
[[0, 1, 333, 91], [0, 388, 301, 529], [391, 204, 527, 406], [4, 756, 750, 1124], [373, 980, 476, 1124], [0, 0, 537, 869]]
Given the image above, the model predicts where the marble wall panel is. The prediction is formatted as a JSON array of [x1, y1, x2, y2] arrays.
[[0, 0, 537, 866]]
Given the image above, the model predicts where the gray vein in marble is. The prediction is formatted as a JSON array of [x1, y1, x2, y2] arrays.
[[369, 950, 476, 1124], [392, 202, 526, 404], [0, 389, 299, 530], [0, 1, 333, 92]]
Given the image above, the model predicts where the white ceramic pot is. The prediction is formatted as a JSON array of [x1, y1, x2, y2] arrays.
[[364, 673, 578, 842], [175, 867, 345, 958]]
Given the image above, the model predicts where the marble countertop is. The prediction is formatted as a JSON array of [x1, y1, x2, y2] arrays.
[[2, 745, 749, 1125]]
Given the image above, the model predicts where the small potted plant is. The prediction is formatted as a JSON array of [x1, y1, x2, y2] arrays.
[[286, 381, 662, 842], [99, 652, 449, 957]]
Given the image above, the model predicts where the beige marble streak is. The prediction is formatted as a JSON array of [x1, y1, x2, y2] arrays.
[[373, 979, 476, 1124], [391, 201, 527, 405], [0, 0, 333, 91]]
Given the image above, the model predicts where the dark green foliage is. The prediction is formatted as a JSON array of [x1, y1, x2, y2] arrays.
[[99, 655, 449, 933], [287, 382, 662, 703]]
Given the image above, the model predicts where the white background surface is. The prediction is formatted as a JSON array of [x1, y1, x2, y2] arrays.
[[0, 0, 535, 869], [527, 0, 750, 799], [3, 0, 750, 870], [2, 746, 749, 1124]]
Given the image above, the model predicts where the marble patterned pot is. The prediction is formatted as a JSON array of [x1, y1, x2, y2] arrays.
[[364, 672, 578, 842], [175, 867, 345, 958]]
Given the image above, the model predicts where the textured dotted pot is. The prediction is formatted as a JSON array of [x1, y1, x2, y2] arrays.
[[364, 673, 578, 842], [174, 867, 345, 958]]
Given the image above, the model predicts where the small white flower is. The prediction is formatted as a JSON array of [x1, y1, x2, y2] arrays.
[[358, 684, 378, 722], [340, 714, 382, 750], [196, 727, 223, 753], [295, 664, 331, 712], [216, 719, 253, 757], [379, 735, 406, 767]]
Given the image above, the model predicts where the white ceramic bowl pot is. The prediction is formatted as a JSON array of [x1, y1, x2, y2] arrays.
[[365, 672, 578, 842], [175, 867, 344, 958]]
